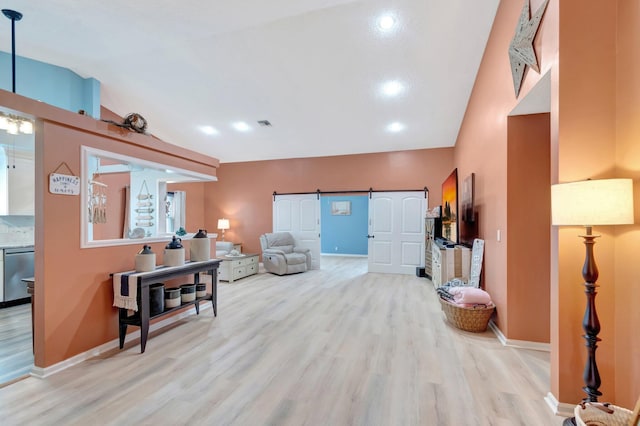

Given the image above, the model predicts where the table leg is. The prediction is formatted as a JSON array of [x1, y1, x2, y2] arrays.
[[30, 292, 34, 354], [140, 283, 150, 353], [194, 272, 201, 315], [213, 268, 217, 317], [118, 308, 127, 349], [119, 322, 127, 349]]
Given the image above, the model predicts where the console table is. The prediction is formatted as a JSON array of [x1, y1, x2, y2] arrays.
[[112, 259, 220, 353]]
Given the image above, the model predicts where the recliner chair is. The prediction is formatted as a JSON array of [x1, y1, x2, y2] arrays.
[[259, 232, 311, 275]]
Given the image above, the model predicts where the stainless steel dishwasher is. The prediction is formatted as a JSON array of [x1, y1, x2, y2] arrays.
[[2, 246, 34, 303]]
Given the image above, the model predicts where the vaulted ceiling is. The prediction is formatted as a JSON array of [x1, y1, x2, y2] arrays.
[[0, 0, 500, 163]]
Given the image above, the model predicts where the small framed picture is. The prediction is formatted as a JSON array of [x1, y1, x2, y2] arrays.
[[331, 201, 351, 216]]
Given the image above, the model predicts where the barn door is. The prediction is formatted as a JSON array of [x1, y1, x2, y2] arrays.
[[273, 194, 321, 269], [368, 191, 426, 274]]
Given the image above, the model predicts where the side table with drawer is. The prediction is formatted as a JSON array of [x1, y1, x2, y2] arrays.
[[218, 253, 259, 282]]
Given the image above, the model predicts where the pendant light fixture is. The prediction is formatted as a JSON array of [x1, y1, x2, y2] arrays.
[[2, 9, 23, 93]]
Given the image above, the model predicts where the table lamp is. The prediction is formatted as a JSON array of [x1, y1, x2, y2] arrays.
[[551, 178, 634, 423], [217, 218, 230, 241]]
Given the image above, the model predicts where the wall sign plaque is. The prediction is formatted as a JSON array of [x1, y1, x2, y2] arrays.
[[49, 173, 80, 195]]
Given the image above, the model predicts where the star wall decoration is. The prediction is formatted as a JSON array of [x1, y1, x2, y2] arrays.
[[509, 0, 549, 98]]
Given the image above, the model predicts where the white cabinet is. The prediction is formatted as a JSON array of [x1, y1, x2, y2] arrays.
[[218, 254, 258, 282], [6, 154, 35, 215], [432, 243, 450, 288], [431, 242, 470, 288]]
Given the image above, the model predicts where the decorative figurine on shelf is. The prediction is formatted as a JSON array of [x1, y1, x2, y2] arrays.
[[135, 245, 156, 272], [175, 227, 187, 236], [190, 229, 210, 262], [164, 236, 185, 267], [101, 112, 148, 134]]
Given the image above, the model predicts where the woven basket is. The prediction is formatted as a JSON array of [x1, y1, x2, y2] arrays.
[[574, 402, 633, 426], [439, 296, 495, 332]]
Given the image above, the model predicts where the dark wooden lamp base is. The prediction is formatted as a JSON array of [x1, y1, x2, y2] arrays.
[[563, 227, 603, 424]]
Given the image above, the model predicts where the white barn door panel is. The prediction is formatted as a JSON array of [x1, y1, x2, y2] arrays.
[[368, 192, 426, 274], [273, 194, 321, 269]]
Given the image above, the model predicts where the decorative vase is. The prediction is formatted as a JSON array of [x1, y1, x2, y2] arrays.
[[135, 244, 156, 272], [190, 229, 210, 262], [164, 236, 185, 267]]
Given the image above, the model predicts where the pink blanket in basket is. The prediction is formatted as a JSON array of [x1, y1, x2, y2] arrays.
[[449, 287, 492, 305]]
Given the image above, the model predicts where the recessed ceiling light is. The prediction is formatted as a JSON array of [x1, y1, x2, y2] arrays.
[[377, 14, 396, 31], [199, 125, 218, 135], [387, 122, 405, 133], [381, 80, 404, 97], [232, 121, 250, 132]]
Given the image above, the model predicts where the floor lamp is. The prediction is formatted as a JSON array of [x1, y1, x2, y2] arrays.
[[551, 178, 634, 425], [217, 218, 230, 241]]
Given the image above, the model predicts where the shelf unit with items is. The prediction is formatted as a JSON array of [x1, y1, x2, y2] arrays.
[[431, 240, 470, 288], [424, 217, 441, 279]]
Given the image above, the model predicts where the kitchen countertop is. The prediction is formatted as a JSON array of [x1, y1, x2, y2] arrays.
[[0, 244, 35, 250]]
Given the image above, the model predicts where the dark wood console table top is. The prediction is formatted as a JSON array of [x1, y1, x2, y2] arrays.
[[111, 260, 221, 353]]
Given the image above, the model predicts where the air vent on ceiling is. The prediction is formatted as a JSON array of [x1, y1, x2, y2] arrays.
[[257, 120, 272, 127]]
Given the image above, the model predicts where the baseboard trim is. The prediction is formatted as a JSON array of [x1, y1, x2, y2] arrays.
[[30, 304, 211, 379], [488, 320, 550, 352], [545, 392, 576, 418], [320, 253, 368, 258]]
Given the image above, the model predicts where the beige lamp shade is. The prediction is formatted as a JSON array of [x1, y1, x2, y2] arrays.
[[551, 178, 634, 226], [217, 218, 230, 230]]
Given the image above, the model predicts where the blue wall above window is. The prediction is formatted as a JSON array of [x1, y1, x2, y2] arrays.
[[321, 195, 368, 255], [0, 52, 100, 118]]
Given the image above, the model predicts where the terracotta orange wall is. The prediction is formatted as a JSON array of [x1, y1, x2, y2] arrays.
[[456, 0, 638, 408], [613, 0, 640, 409], [454, 0, 557, 340], [205, 149, 453, 256], [506, 113, 550, 343], [555, 0, 621, 405], [1, 89, 219, 368]]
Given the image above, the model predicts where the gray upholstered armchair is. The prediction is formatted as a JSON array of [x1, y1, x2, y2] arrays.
[[259, 232, 311, 275]]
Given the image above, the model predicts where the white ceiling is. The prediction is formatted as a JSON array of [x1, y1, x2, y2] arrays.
[[0, 0, 500, 163]]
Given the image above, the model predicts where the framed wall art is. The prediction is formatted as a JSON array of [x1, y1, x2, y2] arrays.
[[331, 200, 351, 216]]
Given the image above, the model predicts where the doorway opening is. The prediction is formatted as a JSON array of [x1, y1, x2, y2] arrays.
[[273, 189, 427, 274]]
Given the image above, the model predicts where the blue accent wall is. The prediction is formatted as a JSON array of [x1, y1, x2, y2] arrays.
[[321, 195, 368, 255], [0, 52, 101, 118]]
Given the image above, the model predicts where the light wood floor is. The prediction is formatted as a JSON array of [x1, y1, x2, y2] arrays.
[[0, 303, 33, 384], [0, 257, 562, 425]]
